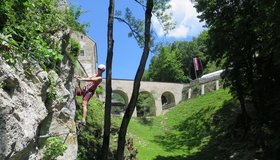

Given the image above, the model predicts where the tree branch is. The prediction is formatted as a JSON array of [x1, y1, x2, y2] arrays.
[[134, 0, 146, 10], [114, 16, 143, 45]]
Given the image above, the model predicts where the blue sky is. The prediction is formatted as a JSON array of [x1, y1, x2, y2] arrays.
[[67, 0, 205, 79]]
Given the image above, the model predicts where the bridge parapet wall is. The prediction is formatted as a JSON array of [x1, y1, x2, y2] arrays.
[[183, 73, 223, 100]]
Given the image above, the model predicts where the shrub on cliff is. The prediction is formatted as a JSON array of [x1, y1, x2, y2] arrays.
[[0, 0, 87, 68]]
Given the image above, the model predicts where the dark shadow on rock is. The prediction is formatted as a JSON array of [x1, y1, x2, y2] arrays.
[[37, 112, 54, 149], [0, 113, 8, 159]]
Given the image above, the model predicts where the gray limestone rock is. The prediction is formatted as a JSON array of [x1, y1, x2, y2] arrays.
[[0, 49, 78, 160]]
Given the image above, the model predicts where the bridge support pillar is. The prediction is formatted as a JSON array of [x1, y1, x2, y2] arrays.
[[132, 108, 137, 117], [201, 84, 205, 95], [155, 99, 162, 116], [216, 80, 220, 90], [188, 88, 192, 99]]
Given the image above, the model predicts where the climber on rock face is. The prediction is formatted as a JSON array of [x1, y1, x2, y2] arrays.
[[75, 64, 106, 125]]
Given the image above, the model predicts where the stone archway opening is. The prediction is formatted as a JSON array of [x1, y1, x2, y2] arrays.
[[111, 90, 128, 115], [136, 91, 156, 117], [161, 91, 175, 110]]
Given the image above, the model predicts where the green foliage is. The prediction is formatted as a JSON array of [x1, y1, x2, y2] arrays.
[[192, 1, 280, 158], [0, 33, 17, 65], [148, 44, 189, 82], [75, 97, 129, 159], [146, 31, 220, 83], [69, 38, 80, 68], [66, 6, 89, 34], [172, 32, 208, 80], [43, 137, 67, 160], [111, 92, 126, 114], [141, 70, 150, 81], [0, 0, 87, 68], [115, 8, 145, 48], [136, 92, 156, 117], [0, 0, 62, 66], [127, 89, 234, 159], [112, 92, 126, 105], [70, 38, 80, 57], [192, 0, 280, 104], [47, 73, 57, 100], [205, 60, 221, 73], [115, 0, 175, 48], [153, 0, 176, 34], [191, 84, 201, 98], [75, 97, 104, 159], [95, 86, 105, 97]]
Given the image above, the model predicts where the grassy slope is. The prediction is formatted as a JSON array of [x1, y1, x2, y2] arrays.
[[127, 89, 235, 160], [76, 89, 243, 160]]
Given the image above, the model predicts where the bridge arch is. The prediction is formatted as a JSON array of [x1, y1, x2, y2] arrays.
[[112, 90, 129, 106], [161, 91, 176, 110], [111, 90, 128, 115], [136, 91, 156, 117]]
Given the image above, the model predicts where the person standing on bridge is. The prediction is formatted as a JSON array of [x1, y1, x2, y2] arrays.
[[75, 64, 106, 125]]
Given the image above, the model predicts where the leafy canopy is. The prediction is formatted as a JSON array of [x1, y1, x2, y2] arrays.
[[145, 31, 219, 83], [115, 0, 175, 48], [192, 0, 280, 158], [0, 0, 88, 67]]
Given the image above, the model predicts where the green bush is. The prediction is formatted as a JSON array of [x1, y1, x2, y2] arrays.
[[70, 38, 80, 58], [47, 73, 57, 100], [75, 97, 104, 159], [0, 0, 87, 67], [75, 97, 120, 159], [136, 92, 155, 117], [43, 137, 67, 160], [95, 86, 105, 97], [69, 38, 81, 68]]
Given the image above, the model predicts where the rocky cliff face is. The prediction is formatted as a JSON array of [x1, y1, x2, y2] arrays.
[[0, 35, 78, 159]]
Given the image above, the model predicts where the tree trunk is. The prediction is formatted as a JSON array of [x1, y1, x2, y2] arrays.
[[116, 0, 153, 159], [101, 0, 114, 159], [236, 83, 248, 123]]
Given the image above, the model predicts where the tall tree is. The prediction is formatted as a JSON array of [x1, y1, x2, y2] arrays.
[[147, 31, 212, 83], [113, 0, 174, 158], [116, 0, 153, 159], [98, 0, 174, 158], [149, 45, 187, 82], [101, 0, 114, 159], [193, 0, 280, 157]]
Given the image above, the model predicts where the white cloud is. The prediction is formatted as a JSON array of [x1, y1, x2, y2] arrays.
[[152, 0, 205, 39]]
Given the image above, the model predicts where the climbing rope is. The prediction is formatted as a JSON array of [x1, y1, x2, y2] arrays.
[[38, 131, 75, 138]]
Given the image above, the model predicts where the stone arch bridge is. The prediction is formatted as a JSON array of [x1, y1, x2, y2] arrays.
[[99, 71, 222, 117], [100, 79, 185, 116]]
